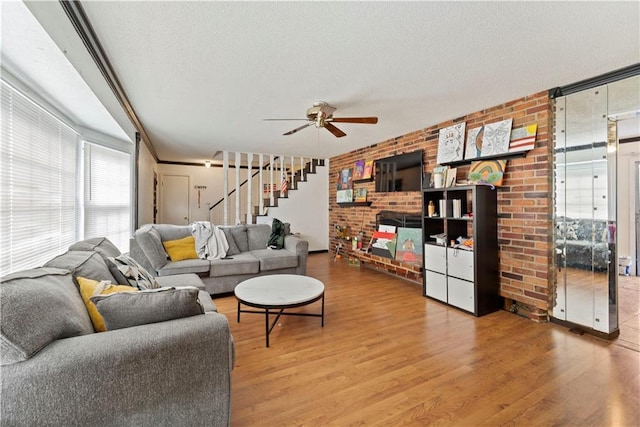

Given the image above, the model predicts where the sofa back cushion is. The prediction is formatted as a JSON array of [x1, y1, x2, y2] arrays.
[[44, 251, 117, 284], [221, 228, 241, 256], [69, 237, 121, 258], [153, 224, 192, 241], [247, 224, 272, 251], [134, 225, 170, 271], [229, 225, 249, 253], [69, 237, 128, 284], [1, 268, 94, 365]]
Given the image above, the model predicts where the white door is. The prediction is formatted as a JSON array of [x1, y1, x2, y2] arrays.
[[161, 175, 189, 224]]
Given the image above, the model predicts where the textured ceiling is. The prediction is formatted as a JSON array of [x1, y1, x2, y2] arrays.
[[7, 2, 640, 163]]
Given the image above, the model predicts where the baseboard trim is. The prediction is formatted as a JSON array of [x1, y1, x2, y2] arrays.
[[550, 317, 620, 340]]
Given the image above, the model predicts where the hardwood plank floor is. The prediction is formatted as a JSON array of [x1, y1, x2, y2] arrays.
[[213, 253, 640, 426]]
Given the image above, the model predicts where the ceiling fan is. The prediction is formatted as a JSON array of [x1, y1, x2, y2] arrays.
[[265, 101, 378, 138]]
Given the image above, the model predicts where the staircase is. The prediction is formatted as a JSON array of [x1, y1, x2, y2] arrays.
[[208, 152, 325, 225], [253, 158, 325, 215]]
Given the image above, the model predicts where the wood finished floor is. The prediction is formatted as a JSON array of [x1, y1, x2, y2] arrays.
[[213, 253, 640, 426]]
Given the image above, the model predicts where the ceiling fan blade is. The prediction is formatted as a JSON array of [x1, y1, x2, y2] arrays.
[[324, 122, 346, 138], [330, 117, 378, 124], [264, 118, 308, 121], [283, 122, 313, 136]]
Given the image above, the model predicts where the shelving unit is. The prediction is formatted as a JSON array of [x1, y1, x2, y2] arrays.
[[422, 185, 500, 316]]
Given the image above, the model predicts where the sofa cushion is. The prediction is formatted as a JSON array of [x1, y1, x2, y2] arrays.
[[69, 237, 129, 284], [155, 273, 206, 290], [209, 252, 260, 277], [247, 224, 272, 251], [77, 277, 137, 332], [90, 287, 204, 331], [44, 251, 117, 284], [108, 254, 160, 290], [1, 268, 94, 365], [163, 236, 199, 262], [134, 225, 169, 270], [221, 228, 241, 256], [153, 224, 193, 241], [250, 249, 299, 271], [229, 226, 249, 253], [157, 259, 211, 276]]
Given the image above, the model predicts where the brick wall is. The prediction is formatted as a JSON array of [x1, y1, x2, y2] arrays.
[[329, 91, 553, 321]]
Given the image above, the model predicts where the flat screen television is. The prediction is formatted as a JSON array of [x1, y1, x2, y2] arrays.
[[375, 149, 423, 192]]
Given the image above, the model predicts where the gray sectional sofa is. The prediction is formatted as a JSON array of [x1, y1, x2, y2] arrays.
[[130, 223, 309, 295], [1, 237, 234, 427]]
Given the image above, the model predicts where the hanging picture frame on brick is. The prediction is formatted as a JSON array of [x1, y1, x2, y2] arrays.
[[437, 122, 466, 164]]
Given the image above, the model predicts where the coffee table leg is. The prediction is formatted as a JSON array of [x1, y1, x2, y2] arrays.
[[237, 300, 241, 323], [321, 293, 325, 327], [265, 307, 270, 348]]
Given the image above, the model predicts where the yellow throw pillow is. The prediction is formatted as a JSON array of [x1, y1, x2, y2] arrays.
[[77, 277, 136, 332], [163, 236, 198, 262]]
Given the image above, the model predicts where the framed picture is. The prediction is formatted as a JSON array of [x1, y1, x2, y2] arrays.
[[481, 119, 513, 157], [465, 125, 484, 160], [336, 189, 353, 203], [353, 160, 365, 180], [437, 122, 466, 164], [370, 231, 397, 259], [362, 160, 374, 179], [354, 188, 367, 202], [337, 168, 353, 190], [468, 160, 507, 186], [509, 124, 537, 152], [395, 227, 423, 264]]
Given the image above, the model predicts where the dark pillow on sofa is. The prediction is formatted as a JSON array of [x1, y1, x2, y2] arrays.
[[221, 228, 240, 256], [90, 287, 204, 331], [267, 218, 286, 249]]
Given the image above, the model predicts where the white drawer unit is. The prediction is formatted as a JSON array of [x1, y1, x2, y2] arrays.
[[447, 277, 475, 313], [425, 270, 447, 302], [424, 244, 446, 274], [447, 248, 474, 282]]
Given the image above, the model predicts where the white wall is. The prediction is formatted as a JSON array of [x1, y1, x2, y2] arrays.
[[157, 163, 253, 225], [617, 141, 640, 273], [267, 161, 329, 252]]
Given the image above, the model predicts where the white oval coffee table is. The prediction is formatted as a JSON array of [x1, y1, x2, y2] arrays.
[[234, 274, 325, 347]]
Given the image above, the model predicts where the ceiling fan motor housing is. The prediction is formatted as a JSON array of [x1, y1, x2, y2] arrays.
[[306, 102, 336, 125]]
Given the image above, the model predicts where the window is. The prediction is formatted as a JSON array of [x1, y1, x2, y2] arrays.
[[83, 142, 131, 251], [1, 79, 133, 276], [1, 80, 78, 276]]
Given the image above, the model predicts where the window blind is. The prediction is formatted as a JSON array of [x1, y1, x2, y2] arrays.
[[83, 142, 131, 252], [0, 81, 78, 276]]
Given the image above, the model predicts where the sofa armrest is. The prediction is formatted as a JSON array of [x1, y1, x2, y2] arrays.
[[284, 234, 309, 275], [1, 313, 233, 427]]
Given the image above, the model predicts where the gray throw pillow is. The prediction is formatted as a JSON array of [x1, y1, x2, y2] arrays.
[[1, 268, 94, 365], [90, 287, 204, 331], [108, 254, 160, 290], [221, 228, 240, 256]]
